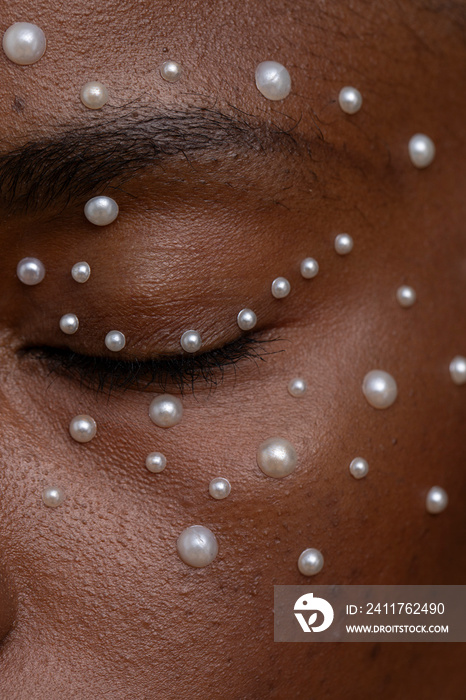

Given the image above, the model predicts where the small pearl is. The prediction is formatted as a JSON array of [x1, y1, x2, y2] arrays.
[[408, 134, 435, 169], [300, 257, 319, 279], [71, 261, 91, 283], [105, 330, 126, 352], [449, 356, 466, 385], [159, 60, 182, 82], [145, 452, 167, 473], [297, 548, 324, 576], [237, 308, 257, 331], [177, 525, 218, 568], [362, 370, 398, 409], [42, 486, 65, 508], [255, 61, 291, 101], [69, 414, 97, 443], [59, 313, 79, 335], [84, 196, 119, 226], [149, 394, 183, 428], [349, 457, 369, 479], [80, 81, 109, 109], [209, 477, 231, 500], [334, 233, 353, 255], [16, 257, 45, 286], [257, 437, 297, 479], [2, 22, 46, 65], [396, 285, 417, 308], [271, 277, 291, 299], [426, 486, 448, 514], [288, 378, 307, 397], [180, 330, 202, 353], [338, 86, 363, 114]]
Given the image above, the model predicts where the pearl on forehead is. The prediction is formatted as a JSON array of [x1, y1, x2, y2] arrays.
[[255, 61, 291, 101], [105, 330, 126, 352], [300, 257, 319, 279], [449, 356, 466, 385], [69, 414, 97, 443], [257, 437, 297, 478], [288, 378, 307, 397], [180, 330, 202, 353], [334, 233, 353, 255], [426, 486, 448, 514], [145, 452, 167, 473], [149, 394, 183, 428], [271, 277, 291, 299], [408, 134, 435, 168], [396, 285, 417, 308], [2, 22, 46, 65], [209, 477, 231, 500], [16, 257, 45, 286], [159, 60, 182, 82], [71, 261, 91, 283], [42, 486, 65, 508], [362, 370, 398, 409], [84, 196, 119, 226], [349, 457, 369, 479], [177, 525, 218, 568], [59, 313, 79, 335], [298, 548, 324, 576], [237, 308, 257, 331], [338, 86, 363, 114], [80, 81, 109, 109]]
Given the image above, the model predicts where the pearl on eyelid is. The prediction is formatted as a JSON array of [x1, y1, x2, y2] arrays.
[[362, 370, 398, 409], [59, 313, 79, 335], [105, 330, 126, 352], [271, 277, 291, 299], [426, 486, 448, 514], [80, 81, 109, 109], [255, 61, 291, 101], [159, 60, 182, 82], [396, 285, 417, 307], [180, 330, 202, 353], [2, 22, 46, 65], [408, 134, 435, 168], [149, 395, 183, 428], [338, 86, 363, 114], [177, 525, 218, 568], [84, 196, 119, 226], [69, 414, 97, 443], [16, 257, 46, 285], [288, 378, 307, 397], [334, 233, 353, 255], [349, 457, 369, 479], [145, 452, 167, 473], [449, 356, 466, 385], [209, 477, 231, 500], [237, 308, 257, 331], [300, 257, 319, 279], [257, 437, 297, 478], [42, 486, 65, 508], [71, 261, 91, 283], [298, 548, 324, 576]]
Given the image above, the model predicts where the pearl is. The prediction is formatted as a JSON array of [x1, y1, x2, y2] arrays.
[[271, 277, 291, 299], [69, 414, 97, 443], [71, 261, 91, 283], [159, 60, 182, 82], [257, 437, 297, 479], [176, 525, 218, 568], [84, 196, 119, 226], [338, 86, 363, 114], [59, 313, 79, 335], [145, 452, 167, 473], [180, 330, 202, 353], [300, 257, 319, 279], [255, 61, 291, 101], [297, 548, 324, 576], [237, 308, 257, 331], [80, 81, 109, 109], [408, 134, 435, 169], [288, 378, 307, 397], [105, 330, 126, 352], [426, 486, 448, 514], [349, 457, 369, 479], [42, 486, 65, 508], [334, 233, 353, 255], [149, 394, 183, 428], [362, 370, 398, 409], [209, 477, 231, 500], [396, 285, 417, 308], [449, 356, 466, 385], [16, 257, 45, 286], [2, 22, 46, 65]]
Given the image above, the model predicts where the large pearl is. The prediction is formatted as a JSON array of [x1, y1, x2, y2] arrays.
[[300, 257, 319, 279], [159, 60, 182, 82], [396, 285, 416, 308], [145, 452, 167, 473], [59, 313, 79, 335], [349, 457, 369, 479], [362, 370, 398, 409], [42, 486, 65, 508], [180, 330, 202, 353], [288, 378, 307, 397], [408, 134, 435, 168], [257, 437, 297, 478], [69, 414, 97, 443], [80, 81, 108, 109], [255, 61, 291, 101], [426, 486, 448, 514], [2, 22, 46, 65], [237, 308, 257, 331], [71, 261, 91, 283], [297, 548, 324, 576], [271, 277, 291, 299], [149, 395, 183, 428], [84, 196, 119, 226], [449, 356, 466, 385], [105, 330, 126, 352], [338, 86, 363, 114], [334, 233, 353, 255], [209, 477, 231, 500], [176, 525, 218, 568], [16, 257, 45, 285]]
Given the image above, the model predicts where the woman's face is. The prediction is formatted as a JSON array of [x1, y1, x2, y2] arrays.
[[0, 0, 465, 696]]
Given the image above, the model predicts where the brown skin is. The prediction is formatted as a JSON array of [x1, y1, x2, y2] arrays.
[[0, 0, 465, 697]]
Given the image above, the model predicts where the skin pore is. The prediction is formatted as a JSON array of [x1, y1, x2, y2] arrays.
[[0, 0, 465, 697]]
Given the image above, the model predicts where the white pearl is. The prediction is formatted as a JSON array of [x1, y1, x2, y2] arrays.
[[349, 457, 369, 479], [300, 257, 319, 279], [84, 196, 119, 226], [288, 378, 307, 397], [362, 370, 398, 409], [449, 356, 466, 385], [71, 261, 91, 283], [209, 477, 231, 500], [334, 233, 353, 255], [271, 277, 291, 299], [16, 257, 45, 286], [80, 81, 109, 109], [408, 134, 435, 168], [426, 486, 448, 514], [237, 308, 257, 331], [255, 61, 291, 101], [42, 486, 65, 508], [396, 285, 417, 308], [145, 452, 167, 473], [180, 330, 202, 353], [297, 548, 324, 576], [149, 394, 183, 428], [2, 22, 46, 65], [338, 86, 363, 114], [257, 437, 297, 479], [59, 313, 79, 335], [176, 525, 218, 568], [159, 60, 182, 82], [105, 330, 126, 352], [69, 414, 97, 443]]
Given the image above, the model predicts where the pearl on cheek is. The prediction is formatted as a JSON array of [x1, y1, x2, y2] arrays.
[[105, 330, 126, 352], [159, 60, 182, 82], [298, 548, 324, 576], [42, 486, 65, 508], [80, 81, 109, 109], [149, 395, 183, 428], [145, 452, 167, 473], [59, 313, 79, 335], [257, 437, 297, 478], [449, 356, 466, 385], [338, 86, 363, 114], [362, 370, 398, 409], [2, 22, 46, 65], [255, 61, 291, 101], [349, 457, 369, 479], [84, 196, 119, 226], [288, 378, 307, 397], [408, 134, 435, 168], [396, 285, 417, 307], [176, 525, 218, 568], [237, 308, 257, 331], [334, 233, 353, 255], [300, 258, 319, 279], [180, 330, 202, 353], [16, 257, 45, 285], [209, 477, 231, 500], [271, 277, 291, 299], [426, 486, 448, 514], [69, 414, 97, 443], [71, 261, 91, 283]]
